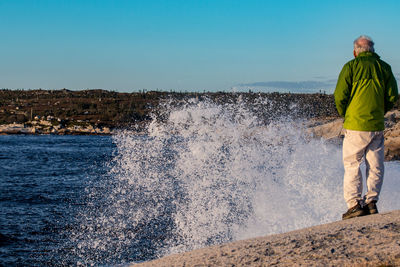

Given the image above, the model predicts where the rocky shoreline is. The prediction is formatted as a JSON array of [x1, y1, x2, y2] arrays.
[[1, 89, 399, 159], [0, 121, 112, 135], [2, 109, 400, 161]]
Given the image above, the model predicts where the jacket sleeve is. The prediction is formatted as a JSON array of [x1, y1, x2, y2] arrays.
[[334, 63, 352, 117], [384, 66, 399, 113]]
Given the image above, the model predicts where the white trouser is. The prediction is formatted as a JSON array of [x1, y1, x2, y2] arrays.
[[343, 129, 384, 208]]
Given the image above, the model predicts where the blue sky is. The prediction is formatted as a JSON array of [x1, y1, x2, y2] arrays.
[[1, 0, 399, 92]]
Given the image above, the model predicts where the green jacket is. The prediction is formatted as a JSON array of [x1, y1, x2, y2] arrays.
[[334, 51, 398, 131]]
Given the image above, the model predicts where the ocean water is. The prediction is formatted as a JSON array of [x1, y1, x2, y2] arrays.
[[1, 98, 400, 266]]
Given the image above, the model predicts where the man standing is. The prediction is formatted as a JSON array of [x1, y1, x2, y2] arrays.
[[334, 35, 398, 220]]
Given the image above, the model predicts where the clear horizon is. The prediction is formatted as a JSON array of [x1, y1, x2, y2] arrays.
[[1, 0, 399, 92]]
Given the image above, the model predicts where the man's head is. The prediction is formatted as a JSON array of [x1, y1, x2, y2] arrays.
[[353, 35, 374, 57]]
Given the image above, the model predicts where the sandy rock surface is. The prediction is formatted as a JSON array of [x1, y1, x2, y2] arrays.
[[134, 210, 400, 267]]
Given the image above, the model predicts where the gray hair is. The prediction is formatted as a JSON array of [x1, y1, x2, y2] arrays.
[[353, 35, 375, 54]]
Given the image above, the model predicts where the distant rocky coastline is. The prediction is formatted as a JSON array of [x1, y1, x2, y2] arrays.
[[0, 88, 339, 135], [0, 121, 112, 135], [1, 89, 400, 160]]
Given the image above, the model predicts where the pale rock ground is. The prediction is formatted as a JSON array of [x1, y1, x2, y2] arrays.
[[134, 210, 400, 267]]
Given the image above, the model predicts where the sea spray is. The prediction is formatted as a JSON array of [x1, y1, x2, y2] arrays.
[[67, 96, 346, 265]]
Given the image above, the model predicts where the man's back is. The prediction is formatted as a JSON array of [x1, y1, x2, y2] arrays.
[[336, 35, 398, 220], [334, 51, 398, 131]]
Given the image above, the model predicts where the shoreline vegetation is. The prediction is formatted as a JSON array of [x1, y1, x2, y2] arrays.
[[0, 88, 338, 135], [1, 88, 399, 160]]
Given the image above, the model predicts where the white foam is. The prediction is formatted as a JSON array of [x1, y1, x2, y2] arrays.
[[71, 97, 400, 264], [113, 98, 347, 255]]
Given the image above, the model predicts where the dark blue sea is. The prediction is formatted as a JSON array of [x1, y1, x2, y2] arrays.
[[0, 135, 117, 266]]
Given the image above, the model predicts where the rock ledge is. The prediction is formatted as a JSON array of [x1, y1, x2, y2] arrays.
[[135, 210, 400, 267]]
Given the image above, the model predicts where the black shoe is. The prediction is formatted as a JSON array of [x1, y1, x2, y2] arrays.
[[342, 203, 367, 220], [364, 200, 378, 215]]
